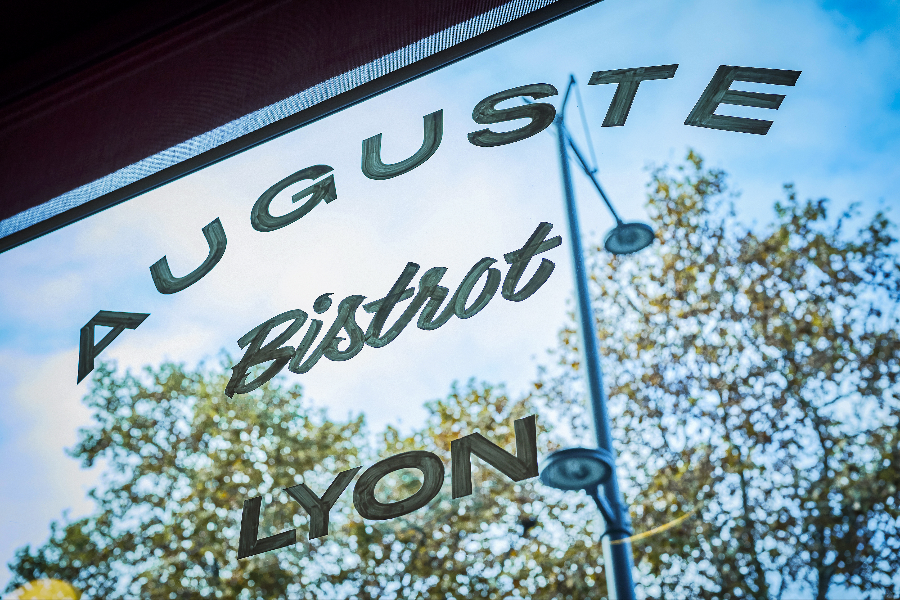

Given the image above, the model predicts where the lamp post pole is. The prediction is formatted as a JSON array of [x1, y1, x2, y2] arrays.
[[554, 113, 637, 600]]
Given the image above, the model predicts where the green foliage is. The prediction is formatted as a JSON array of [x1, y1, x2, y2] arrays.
[[313, 384, 611, 600], [542, 151, 900, 599], [6, 361, 367, 599], [8, 152, 899, 599], [5, 365, 605, 599]]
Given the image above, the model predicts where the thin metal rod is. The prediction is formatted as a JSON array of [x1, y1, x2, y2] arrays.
[[556, 79, 624, 225], [573, 82, 599, 173], [563, 127, 623, 225], [555, 116, 637, 600], [561, 74, 576, 116]]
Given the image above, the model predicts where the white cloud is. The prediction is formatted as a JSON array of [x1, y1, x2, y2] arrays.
[[0, 350, 98, 582]]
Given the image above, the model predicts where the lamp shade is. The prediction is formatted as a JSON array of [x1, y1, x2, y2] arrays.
[[603, 221, 655, 255], [540, 447, 614, 491]]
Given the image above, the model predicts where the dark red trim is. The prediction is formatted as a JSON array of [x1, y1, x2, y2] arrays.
[[0, 0, 601, 253]]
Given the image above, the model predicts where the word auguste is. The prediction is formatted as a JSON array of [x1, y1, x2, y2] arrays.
[[76, 62, 800, 384], [239, 415, 538, 559]]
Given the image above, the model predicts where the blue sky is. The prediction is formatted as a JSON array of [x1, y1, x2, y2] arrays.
[[1, 0, 898, 595]]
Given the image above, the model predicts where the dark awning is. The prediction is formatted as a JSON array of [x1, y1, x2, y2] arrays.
[[0, 0, 600, 253]]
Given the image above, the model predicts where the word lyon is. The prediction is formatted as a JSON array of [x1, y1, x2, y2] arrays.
[[239, 415, 538, 559]]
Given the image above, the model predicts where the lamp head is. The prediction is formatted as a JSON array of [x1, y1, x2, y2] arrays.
[[540, 447, 613, 491], [604, 221, 655, 255]]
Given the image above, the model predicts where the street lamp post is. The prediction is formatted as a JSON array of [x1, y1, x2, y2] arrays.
[[539, 77, 653, 600]]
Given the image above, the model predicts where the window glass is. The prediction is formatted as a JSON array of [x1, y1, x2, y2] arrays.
[[2, 2, 898, 599]]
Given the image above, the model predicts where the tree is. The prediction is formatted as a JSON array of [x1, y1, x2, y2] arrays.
[[6, 361, 367, 599], [540, 151, 900, 599], [6, 361, 609, 599], [8, 153, 899, 600], [308, 383, 607, 600]]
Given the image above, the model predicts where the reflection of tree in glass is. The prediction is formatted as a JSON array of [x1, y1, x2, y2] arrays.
[[5, 363, 366, 599], [6, 152, 898, 599], [539, 151, 900, 599], [4, 364, 605, 599]]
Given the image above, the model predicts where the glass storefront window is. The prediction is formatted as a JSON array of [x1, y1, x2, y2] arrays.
[[2, 2, 898, 599]]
